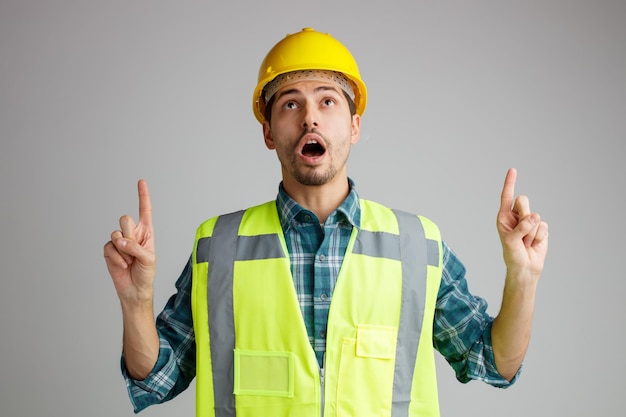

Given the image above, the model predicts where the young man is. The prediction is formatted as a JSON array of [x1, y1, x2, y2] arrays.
[[104, 28, 548, 417]]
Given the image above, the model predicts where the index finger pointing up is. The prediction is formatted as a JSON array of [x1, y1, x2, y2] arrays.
[[499, 168, 517, 213], [137, 179, 153, 226]]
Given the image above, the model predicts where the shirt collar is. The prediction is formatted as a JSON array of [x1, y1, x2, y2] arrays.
[[276, 178, 361, 232]]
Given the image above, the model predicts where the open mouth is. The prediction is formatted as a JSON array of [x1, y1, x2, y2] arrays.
[[302, 139, 326, 157]]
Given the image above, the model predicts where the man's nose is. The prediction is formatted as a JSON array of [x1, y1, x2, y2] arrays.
[[302, 103, 319, 129]]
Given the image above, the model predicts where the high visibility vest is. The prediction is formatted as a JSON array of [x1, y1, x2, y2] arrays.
[[191, 199, 443, 417]]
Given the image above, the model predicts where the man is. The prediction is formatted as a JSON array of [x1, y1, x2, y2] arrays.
[[104, 28, 549, 417]]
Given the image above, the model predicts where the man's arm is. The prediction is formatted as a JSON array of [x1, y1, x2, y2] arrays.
[[491, 168, 549, 380], [103, 179, 159, 379]]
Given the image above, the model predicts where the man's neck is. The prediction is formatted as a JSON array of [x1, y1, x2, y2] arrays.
[[281, 176, 350, 224]]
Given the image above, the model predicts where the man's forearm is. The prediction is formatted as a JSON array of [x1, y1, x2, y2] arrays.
[[121, 300, 160, 380], [491, 275, 538, 381]]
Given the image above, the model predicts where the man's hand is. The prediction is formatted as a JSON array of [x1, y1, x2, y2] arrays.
[[492, 168, 549, 380], [104, 180, 156, 304], [497, 168, 549, 285]]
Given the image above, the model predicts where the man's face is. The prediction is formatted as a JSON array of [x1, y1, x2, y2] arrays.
[[262, 79, 360, 187]]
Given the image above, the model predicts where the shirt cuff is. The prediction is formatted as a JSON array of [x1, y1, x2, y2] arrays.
[[120, 344, 177, 413], [480, 321, 522, 388]]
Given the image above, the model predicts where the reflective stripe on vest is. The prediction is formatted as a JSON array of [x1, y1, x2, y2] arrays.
[[192, 200, 442, 417], [195, 210, 289, 416]]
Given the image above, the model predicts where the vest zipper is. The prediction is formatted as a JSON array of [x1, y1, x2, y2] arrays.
[[320, 352, 325, 417], [320, 366, 325, 417]]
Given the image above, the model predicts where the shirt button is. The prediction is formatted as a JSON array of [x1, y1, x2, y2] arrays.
[[320, 293, 328, 301], [320, 331, 326, 339], [319, 254, 326, 261], [304, 214, 312, 221]]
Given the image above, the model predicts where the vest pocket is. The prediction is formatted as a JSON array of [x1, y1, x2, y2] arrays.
[[234, 349, 295, 398], [336, 325, 397, 416], [356, 324, 396, 359]]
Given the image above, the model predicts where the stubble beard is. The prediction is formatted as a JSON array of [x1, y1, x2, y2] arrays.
[[278, 128, 352, 187], [288, 137, 350, 186], [289, 158, 338, 186]]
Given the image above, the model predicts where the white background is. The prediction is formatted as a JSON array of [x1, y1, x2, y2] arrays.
[[1, 1, 624, 416]]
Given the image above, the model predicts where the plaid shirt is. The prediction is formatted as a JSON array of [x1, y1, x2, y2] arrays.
[[123, 180, 516, 413]]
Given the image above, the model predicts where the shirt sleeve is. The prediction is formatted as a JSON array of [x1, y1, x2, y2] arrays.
[[121, 258, 197, 413], [433, 242, 520, 388]]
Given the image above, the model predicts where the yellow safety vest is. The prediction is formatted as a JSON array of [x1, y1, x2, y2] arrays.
[[191, 199, 443, 417]]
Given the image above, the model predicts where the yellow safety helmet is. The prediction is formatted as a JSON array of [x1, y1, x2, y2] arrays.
[[252, 27, 367, 124]]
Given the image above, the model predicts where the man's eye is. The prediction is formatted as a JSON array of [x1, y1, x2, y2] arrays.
[[323, 98, 335, 106], [284, 101, 298, 109]]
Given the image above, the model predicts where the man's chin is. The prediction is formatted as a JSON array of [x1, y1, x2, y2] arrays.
[[293, 169, 336, 187]]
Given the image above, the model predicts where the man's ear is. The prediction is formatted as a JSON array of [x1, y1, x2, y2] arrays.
[[350, 114, 361, 145], [263, 121, 275, 150]]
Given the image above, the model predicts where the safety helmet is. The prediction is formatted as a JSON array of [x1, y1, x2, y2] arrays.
[[252, 27, 367, 124]]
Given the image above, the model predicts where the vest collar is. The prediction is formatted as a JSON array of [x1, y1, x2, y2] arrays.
[[276, 178, 361, 232]]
